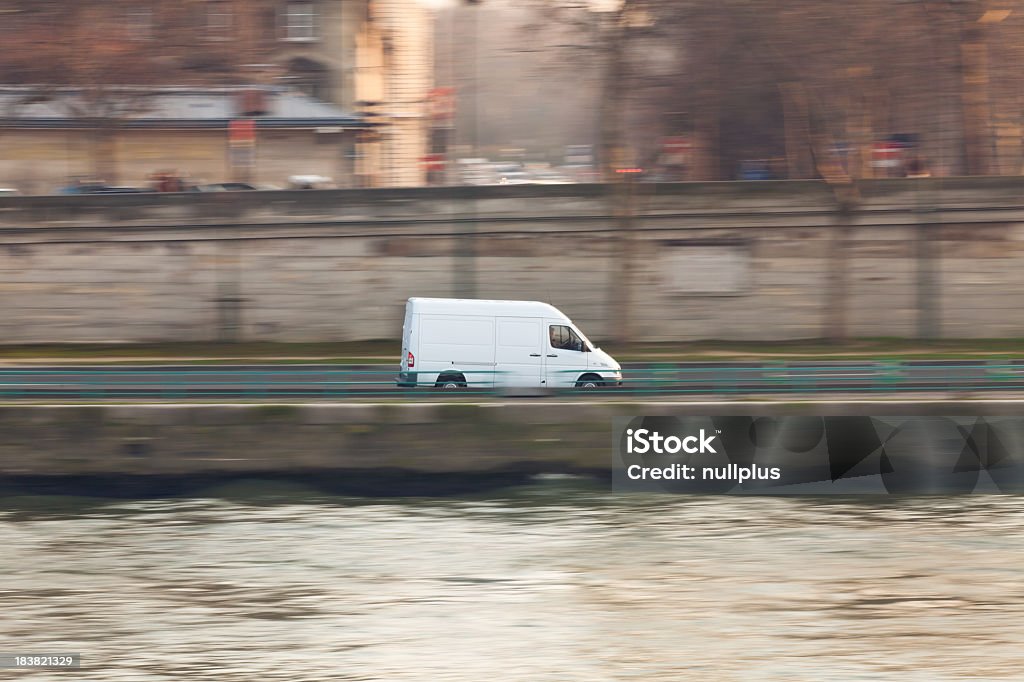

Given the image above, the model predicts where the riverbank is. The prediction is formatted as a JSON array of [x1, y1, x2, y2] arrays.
[[2, 400, 1022, 497]]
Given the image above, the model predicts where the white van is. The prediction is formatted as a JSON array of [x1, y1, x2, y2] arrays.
[[396, 298, 622, 389]]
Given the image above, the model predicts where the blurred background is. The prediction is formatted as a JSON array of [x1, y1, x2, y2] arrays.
[[2, 0, 1022, 193], [3, 0, 1024, 348]]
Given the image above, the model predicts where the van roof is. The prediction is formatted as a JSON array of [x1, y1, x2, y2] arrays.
[[407, 297, 569, 320]]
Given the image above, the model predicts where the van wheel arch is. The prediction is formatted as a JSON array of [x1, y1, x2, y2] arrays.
[[575, 373, 604, 389], [435, 372, 468, 390]]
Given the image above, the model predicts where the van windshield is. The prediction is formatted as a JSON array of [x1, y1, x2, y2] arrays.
[[573, 326, 594, 352]]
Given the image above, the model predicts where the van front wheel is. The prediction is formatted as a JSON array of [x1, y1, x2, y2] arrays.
[[435, 373, 467, 390], [575, 374, 604, 390]]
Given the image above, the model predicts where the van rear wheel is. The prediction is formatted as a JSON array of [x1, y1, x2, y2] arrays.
[[435, 373, 467, 390], [575, 374, 604, 390]]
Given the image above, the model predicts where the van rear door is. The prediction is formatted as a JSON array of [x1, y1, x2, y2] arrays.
[[401, 305, 414, 367], [397, 304, 417, 386], [495, 317, 544, 387]]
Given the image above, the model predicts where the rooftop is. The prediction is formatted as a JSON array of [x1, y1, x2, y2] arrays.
[[0, 87, 366, 129]]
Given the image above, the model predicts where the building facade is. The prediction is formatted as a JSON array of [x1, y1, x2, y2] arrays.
[[0, 0, 435, 191]]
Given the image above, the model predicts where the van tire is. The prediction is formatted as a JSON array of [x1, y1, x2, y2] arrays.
[[575, 374, 604, 390], [435, 373, 467, 390]]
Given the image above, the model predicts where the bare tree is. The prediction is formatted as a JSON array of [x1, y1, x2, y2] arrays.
[[519, 0, 1014, 180]]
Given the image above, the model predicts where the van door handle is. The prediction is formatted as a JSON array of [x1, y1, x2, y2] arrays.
[[547, 354, 558, 357], [529, 353, 541, 357]]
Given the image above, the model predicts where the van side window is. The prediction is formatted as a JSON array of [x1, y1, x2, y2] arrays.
[[549, 325, 585, 352]]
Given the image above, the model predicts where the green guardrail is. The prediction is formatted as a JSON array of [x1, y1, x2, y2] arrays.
[[1, 362, 1024, 399]]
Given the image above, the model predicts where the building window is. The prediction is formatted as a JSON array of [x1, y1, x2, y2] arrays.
[[125, 6, 153, 40], [206, 0, 233, 40], [283, 1, 316, 41], [285, 57, 329, 100]]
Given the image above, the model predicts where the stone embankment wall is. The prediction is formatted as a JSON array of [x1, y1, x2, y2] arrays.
[[2, 178, 1024, 342], [0, 401, 1014, 484]]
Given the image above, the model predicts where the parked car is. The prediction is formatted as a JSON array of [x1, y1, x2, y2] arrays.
[[529, 170, 574, 184], [190, 182, 259, 192], [287, 175, 334, 189], [738, 160, 775, 180], [498, 171, 534, 185], [90, 186, 149, 193], [57, 181, 148, 194], [488, 163, 529, 184], [149, 170, 192, 192], [560, 164, 599, 182], [396, 297, 622, 390]]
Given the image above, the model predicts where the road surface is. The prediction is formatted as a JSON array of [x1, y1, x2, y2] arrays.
[[1, 360, 1022, 399]]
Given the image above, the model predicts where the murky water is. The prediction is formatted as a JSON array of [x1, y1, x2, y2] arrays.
[[2, 480, 1024, 681]]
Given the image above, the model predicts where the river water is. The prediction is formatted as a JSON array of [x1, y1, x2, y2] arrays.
[[2, 479, 1024, 681]]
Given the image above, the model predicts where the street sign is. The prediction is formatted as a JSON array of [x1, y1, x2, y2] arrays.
[[229, 119, 256, 144], [662, 136, 691, 166], [421, 153, 446, 172]]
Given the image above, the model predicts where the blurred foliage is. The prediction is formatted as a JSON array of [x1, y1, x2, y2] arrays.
[[519, 0, 1024, 179]]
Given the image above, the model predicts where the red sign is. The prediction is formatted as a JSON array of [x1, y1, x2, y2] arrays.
[[229, 119, 256, 144], [421, 153, 446, 172], [663, 136, 691, 153], [871, 141, 903, 168], [662, 136, 691, 166]]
